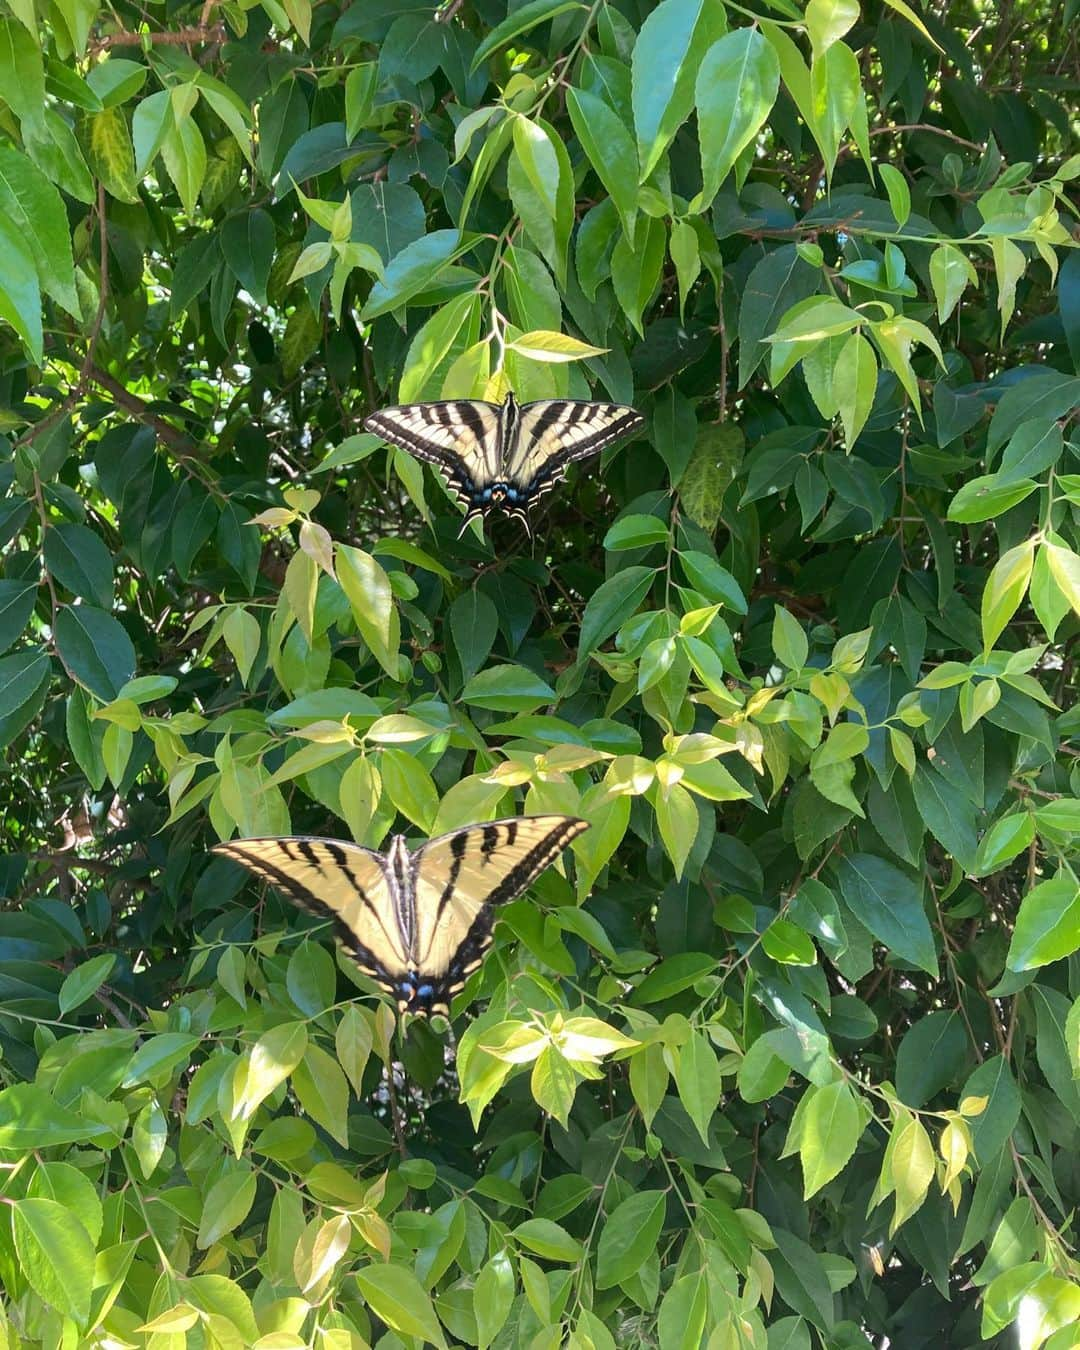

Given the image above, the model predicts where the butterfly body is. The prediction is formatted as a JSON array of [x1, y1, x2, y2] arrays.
[[213, 815, 589, 1016], [363, 392, 643, 530]]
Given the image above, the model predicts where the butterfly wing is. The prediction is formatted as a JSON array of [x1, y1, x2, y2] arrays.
[[363, 401, 501, 515], [212, 837, 410, 1001], [407, 815, 590, 1016], [504, 400, 644, 506]]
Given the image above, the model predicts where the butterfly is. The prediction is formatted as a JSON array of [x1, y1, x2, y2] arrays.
[[212, 815, 589, 1017], [363, 392, 643, 531]]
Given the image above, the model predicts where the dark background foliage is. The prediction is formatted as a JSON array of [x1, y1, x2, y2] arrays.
[[1, 0, 1079, 1344]]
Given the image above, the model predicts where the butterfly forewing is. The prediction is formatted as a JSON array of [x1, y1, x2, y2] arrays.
[[410, 815, 590, 1010], [212, 837, 409, 998], [364, 401, 501, 490], [507, 400, 644, 497]]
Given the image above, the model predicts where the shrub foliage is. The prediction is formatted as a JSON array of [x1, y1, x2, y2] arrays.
[[1, 0, 1079, 1344]]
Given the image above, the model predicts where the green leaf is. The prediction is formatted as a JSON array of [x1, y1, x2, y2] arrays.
[[462, 663, 555, 712], [695, 29, 779, 207], [474, 1251, 514, 1350], [54, 605, 136, 702], [86, 107, 138, 203], [470, 0, 585, 70], [508, 329, 608, 363], [221, 208, 276, 307], [596, 1190, 666, 1288], [674, 1030, 722, 1143], [512, 1218, 583, 1262], [792, 1079, 862, 1197], [604, 514, 670, 551], [450, 587, 499, 684], [360, 230, 475, 321], [981, 539, 1035, 652], [379, 746, 437, 830], [529, 1045, 578, 1124], [0, 145, 79, 317], [1007, 871, 1080, 971], [762, 917, 817, 965], [1045, 542, 1080, 617], [808, 40, 860, 179], [772, 605, 809, 669], [678, 551, 747, 611], [197, 1169, 257, 1248], [888, 1114, 935, 1232], [0, 18, 45, 132], [59, 953, 117, 1016], [355, 1263, 447, 1347], [0, 579, 37, 654], [287, 940, 336, 1017], [122, 1033, 201, 1088], [973, 812, 1034, 876], [292, 1043, 351, 1147], [738, 245, 821, 388], [399, 290, 477, 403], [610, 215, 666, 334], [235, 1022, 308, 1119], [631, 0, 715, 181], [930, 244, 977, 323], [805, 0, 859, 57], [658, 1275, 708, 1350], [578, 566, 656, 662], [13, 1198, 95, 1327], [655, 780, 698, 880], [566, 86, 638, 244], [878, 163, 910, 228], [0, 211, 43, 362], [834, 333, 878, 447], [836, 854, 938, 975], [678, 423, 743, 532], [0, 1083, 115, 1150], [336, 544, 401, 678], [948, 473, 1039, 524], [161, 109, 207, 216], [336, 1005, 373, 1097], [43, 521, 115, 608]]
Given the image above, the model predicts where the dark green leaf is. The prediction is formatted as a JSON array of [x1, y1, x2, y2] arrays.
[[836, 853, 938, 975]]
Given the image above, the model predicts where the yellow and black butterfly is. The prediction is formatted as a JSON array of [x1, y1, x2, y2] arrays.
[[363, 392, 643, 531], [213, 815, 589, 1016]]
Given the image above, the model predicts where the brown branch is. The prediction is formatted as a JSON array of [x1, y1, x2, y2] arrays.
[[89, 21, 225, 53], [84, 363, 201, 459]]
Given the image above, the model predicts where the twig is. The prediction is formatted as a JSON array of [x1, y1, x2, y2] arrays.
[[384, 1063, 408, 1158], [84, 363, 200, 458], [869, 123, 985, 152], [89, 21, 225, 53]]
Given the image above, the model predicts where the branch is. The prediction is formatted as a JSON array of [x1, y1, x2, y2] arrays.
[[89, 21, 226, 53], [84, 363, 202, 459]]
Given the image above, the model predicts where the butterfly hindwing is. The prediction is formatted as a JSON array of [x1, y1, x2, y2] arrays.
[[410, 815, 590, 1012], [212, 837, 409, 999]]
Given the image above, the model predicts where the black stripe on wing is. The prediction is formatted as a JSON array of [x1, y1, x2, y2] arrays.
[[363, 409, 473, 477], [483, 816, 590, 907]]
